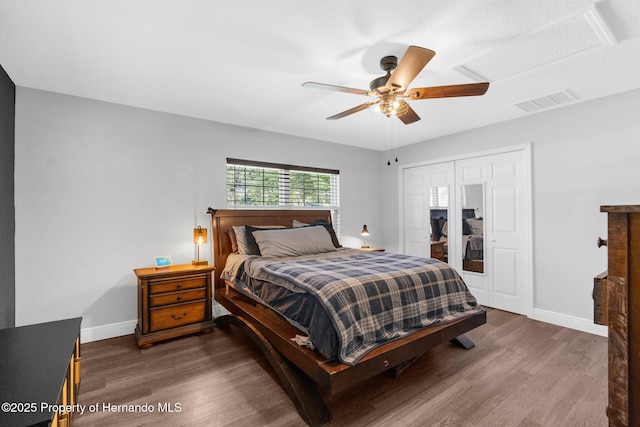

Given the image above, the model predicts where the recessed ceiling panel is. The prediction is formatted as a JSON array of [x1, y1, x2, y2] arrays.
[[455, 8, 616, 81]]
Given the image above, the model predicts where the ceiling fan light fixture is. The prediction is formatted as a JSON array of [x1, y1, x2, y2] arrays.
[[369, 96, 409, 118], [369, 93, 409, 118]]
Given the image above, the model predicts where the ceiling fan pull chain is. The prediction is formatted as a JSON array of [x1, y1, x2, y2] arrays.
[[387, 117, 392, 165], [394, 118, 399, 163]]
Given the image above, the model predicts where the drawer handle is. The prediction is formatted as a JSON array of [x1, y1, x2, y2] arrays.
[[176, 282, 183, 289], [177, 295, 183, 301], [597, 237, 607, 248], [172, 311, 188, 320]]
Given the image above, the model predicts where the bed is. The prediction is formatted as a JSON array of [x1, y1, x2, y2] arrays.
[[208, 208, 486, 426]]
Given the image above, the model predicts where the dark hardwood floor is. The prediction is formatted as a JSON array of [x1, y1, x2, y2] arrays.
[[73, 309, 608, 426]]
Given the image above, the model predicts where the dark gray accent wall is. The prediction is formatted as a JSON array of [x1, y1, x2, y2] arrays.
[[0, 64, 15, 328]]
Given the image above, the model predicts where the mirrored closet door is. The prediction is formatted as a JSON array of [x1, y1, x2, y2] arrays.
[[461, 183, 484, 273], [454, 157, 489, 297], [402, 147, 531, 316]]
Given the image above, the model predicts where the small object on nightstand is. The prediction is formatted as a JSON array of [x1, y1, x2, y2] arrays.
[[155, 255, 172, 268], [192, 225, 208, 266]]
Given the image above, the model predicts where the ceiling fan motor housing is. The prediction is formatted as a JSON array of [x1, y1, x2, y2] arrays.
[[380, 55, 398, 72], [370, 55, 398, 91]]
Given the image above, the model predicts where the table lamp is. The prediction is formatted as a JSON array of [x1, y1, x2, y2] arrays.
[[361, 225, 370, 248], [192, 226, 208, 265]]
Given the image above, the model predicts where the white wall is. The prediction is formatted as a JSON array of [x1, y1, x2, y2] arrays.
[[14, 88, 383, 340], [381, 88, 640, 333], [17, 86, 638, 340]]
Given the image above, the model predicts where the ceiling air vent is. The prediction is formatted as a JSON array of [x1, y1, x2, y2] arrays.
[[515, 90, 577, 113]]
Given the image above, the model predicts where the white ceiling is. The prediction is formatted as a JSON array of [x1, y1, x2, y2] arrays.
[[2, 0, 640, 151]]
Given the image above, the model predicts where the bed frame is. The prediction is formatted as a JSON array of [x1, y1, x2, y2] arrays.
[[208, 208, 486, 426]]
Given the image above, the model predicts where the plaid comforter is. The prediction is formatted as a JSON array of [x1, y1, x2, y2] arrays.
[[245, 249, 480, 365]]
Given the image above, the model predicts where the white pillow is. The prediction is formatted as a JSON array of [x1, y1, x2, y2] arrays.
[[232, 225, 285, 255], [251, 226, 337, 257], [292, 219, 308, 228]]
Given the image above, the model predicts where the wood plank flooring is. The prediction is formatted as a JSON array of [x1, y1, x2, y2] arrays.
[[73, 309, 608, 427]]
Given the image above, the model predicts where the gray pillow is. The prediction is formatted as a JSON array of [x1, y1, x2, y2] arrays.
[[232, 225, 285, 255], [466, 218, 483, 235], [252, 226, 337, 257]]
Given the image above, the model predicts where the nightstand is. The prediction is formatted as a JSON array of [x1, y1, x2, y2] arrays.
[[430, 241, 446, 261], [360, 247, 385, 252], [134, 263, 215, 348]]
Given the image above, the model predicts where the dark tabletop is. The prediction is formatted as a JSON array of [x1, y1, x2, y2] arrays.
[[0, 317, 82, 427]]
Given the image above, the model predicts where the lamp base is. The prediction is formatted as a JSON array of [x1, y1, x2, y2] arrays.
[[192, 260, 208, 266]]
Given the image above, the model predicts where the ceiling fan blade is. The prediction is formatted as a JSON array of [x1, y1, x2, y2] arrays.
[[326, 102, 372, 120], [397, 101, 420, 125], [385, 46, 435, 92], [302, 82, 375, 96], [406, 82, 490, 100]]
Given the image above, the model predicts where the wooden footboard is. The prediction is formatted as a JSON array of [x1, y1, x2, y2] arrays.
[[216, 286, 486, 395]]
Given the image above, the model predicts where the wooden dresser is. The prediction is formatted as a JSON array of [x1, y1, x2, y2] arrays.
[[595, 205, 640, 426], [135, 264, 215, 348], [0, 317, 82, 427]]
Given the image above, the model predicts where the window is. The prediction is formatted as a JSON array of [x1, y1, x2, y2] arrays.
[[226, 158, 340, 231]]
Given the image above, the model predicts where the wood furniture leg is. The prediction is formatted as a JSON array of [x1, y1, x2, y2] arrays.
[[450, 334, 475, 350], [214, 315, 332, 426], [389, 334, 476, 377], [386, 353, 425, 378]]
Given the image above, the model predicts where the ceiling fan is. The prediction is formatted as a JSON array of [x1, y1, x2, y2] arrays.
[[302, 45, 490, 124]]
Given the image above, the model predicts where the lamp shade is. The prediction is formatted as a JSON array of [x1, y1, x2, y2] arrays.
[[193, 226, 208, 245], [361, 225, 369, 236]]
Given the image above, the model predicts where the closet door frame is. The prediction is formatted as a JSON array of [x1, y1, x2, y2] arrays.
[[398, 143, 533, 318]]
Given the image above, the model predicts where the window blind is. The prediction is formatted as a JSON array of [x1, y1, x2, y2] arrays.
[[226, 158, 340, 232]]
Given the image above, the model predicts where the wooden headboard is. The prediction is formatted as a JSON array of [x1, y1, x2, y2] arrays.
[[207, 208, 333, 290]]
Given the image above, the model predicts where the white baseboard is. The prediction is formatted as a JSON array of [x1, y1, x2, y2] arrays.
[[80, 307, 607, 344], [81, 319, 137, 343], [80, 302, 228, 343], [532, 308, 607, 337]]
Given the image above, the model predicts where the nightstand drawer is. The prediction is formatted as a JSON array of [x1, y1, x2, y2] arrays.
[[150, 301, 206, 332], [149, 288, 206, 307], [149, 277, 205, 294]]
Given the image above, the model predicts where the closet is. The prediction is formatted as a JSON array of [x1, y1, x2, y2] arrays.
[[402, 146, 531, 315]]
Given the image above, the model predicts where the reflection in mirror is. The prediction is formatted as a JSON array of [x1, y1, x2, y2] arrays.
[[429, 186, 449, 263], [462, 183, 484, 273]]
